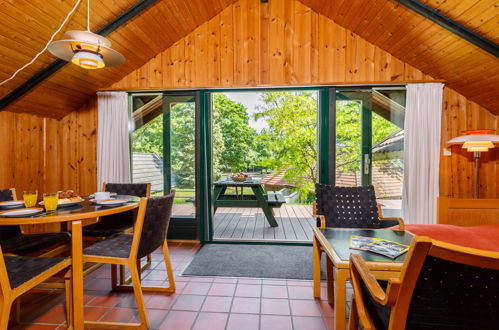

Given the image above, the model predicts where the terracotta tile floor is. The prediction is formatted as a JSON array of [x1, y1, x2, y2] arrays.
[[11, 242, 351, 329]]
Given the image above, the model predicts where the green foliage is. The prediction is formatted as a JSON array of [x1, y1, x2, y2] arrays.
[[131, 115, 163, 157], [171, 103, 196, 188], [255, 91, 318, 201], [212, 94, 258, 173]]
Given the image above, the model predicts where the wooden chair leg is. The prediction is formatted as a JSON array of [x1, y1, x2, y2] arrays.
[[65, 274, 73, 328], [348, 294, 359, 330], [162, 240, 175, 291], [129, 261, 149, 329], [1, 297, 13, 330], [8, 298, 20, 327], [111, 264, 118, 290]]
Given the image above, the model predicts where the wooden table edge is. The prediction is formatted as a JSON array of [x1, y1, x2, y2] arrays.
[[0, 203, 139, 225]]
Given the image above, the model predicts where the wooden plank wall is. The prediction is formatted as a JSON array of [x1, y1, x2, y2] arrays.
[[440, 88, 499, 199], [112, 0, 433, 89], [110, 0, 499, 200], [0, 100, 97, 202], [0, 99, 97, 232]]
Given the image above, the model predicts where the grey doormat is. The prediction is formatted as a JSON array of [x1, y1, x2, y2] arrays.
[[182, 244, 326, 280]]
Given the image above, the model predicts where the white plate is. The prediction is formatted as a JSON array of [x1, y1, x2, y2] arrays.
[[0, 201, 25, 209], [0, 208, 44, 217], [95, 199, 128, 207]]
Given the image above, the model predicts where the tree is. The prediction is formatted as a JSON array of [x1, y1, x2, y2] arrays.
[[131, 115, 163, 157], [171, 103, 196, 188], [255, 91, 318, 200], [213, 94, 257, 173]]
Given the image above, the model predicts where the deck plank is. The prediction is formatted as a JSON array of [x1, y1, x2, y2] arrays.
[[212, 205, 314, 242]]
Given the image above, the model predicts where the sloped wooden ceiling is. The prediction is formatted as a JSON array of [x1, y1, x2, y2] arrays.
[[0, 0, 498, 118], [0, 0, 237, 118], [299, 0, 499, 114]]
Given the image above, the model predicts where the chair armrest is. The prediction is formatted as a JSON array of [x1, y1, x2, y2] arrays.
[[350, 254, 401, 306], [377, 204, 405, 230], [318, 215, 326, 229]]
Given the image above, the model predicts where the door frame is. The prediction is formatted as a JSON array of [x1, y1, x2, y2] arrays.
[[201, 87, 332, 243]]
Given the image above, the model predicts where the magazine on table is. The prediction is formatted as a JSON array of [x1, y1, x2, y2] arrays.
[[349, 235, 409, 259]]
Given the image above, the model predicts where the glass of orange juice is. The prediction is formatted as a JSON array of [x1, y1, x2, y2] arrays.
[[23, 190, 38, 207], [43, 193, 59, 212]]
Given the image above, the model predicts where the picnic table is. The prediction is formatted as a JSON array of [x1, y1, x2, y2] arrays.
[[213, 179, 286, 227]]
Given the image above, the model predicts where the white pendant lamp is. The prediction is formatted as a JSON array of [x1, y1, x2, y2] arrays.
[[447, 129, 499, 198], [48, 0, 125, 69]]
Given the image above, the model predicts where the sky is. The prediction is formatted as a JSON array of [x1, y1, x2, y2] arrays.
[[221, 92, 269, 132]]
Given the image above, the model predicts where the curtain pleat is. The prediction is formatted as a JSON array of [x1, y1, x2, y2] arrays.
[[97, 91, 130, 188], [402, 83, 443, 224]]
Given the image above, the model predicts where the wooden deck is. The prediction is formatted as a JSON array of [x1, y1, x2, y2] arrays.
[[173, 204, 316, 242]]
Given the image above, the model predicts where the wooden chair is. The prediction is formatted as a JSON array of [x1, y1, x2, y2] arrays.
[[68, 192, 176, 329], [314, 184, 404, 230], [348, 236, 499, 330], [0, 245, 71, 329], [82, 183, 152, 285], [0, 188, 70, 257]]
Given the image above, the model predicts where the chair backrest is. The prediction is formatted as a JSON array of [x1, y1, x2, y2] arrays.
[[103, 183, 151, 197], [135, 192, 175, 259], [0, 189, 22, 241], [315, 184, 380, 228], [390, 237, 499, 329]]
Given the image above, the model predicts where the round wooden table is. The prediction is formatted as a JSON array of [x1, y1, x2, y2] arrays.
[[0, 196, 140, 330]]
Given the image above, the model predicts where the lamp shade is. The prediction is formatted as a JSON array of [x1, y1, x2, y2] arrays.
[[48, 30, 125, 68], [448, 130, 499, 152]]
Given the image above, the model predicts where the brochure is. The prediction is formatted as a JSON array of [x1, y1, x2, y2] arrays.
[[349, 235, 409, 259]]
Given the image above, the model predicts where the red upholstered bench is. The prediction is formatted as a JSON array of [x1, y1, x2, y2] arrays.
[[389, 224, 499, 252]]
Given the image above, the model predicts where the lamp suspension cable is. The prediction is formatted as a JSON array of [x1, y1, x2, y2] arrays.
[[87, 0, 91, 31], [0, 0, 83, 86]]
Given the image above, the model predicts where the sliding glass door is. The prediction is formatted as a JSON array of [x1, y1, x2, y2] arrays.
[[335, 88, 405, 216], [130, 92, 198, 238]]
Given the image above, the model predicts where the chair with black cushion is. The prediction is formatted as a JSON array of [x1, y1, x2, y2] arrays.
[[314, 184, 404, 230], [0, 245, 71, 329], [82, 183, 151, 285], [0, 188, 71, 256], [82, 182, 151, 237], [348, 236, 499, 330], [69, 192, 176, 329]]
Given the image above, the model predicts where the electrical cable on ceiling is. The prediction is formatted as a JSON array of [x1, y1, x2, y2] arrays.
[[0, 0, 83, 86]]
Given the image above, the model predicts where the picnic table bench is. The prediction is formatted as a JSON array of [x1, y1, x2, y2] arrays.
[[187, 179, 286, 227]]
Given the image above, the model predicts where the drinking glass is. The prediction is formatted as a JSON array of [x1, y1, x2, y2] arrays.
[[43, 193, 59, 212], [23, 190, 38, 208]]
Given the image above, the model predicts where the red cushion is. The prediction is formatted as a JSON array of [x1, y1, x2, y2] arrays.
[[390, 224, 499, 252]]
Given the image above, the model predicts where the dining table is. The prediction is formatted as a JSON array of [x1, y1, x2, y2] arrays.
[[0, 195, 140, 330]]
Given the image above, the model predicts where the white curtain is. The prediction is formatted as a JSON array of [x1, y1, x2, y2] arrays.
[[402, 83, 444, 224], [97, 91, 131, 188]]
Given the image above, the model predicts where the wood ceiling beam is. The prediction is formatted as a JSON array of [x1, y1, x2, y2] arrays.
[[395, 0, 498, 58], [0, 0, 159, 111]]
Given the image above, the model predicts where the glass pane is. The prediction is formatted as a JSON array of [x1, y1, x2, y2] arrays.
[[131, 95, 164, 195], [371, 89, 405, 217], [335, 97, 362, 186], [170, 101, 196, 208]]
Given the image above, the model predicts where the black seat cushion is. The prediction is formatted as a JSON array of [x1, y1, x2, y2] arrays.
[[5, 256, 67, 289], [360, 279, 391, 330], [83, 233, 132, 258], [1, 232, 71, 255], [82, 214, 133, 237]]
